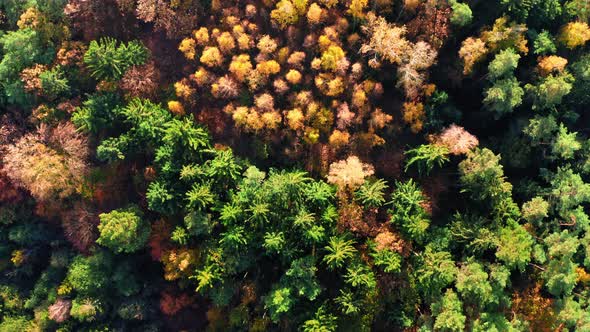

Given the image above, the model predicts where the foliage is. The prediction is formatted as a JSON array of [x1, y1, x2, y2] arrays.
[[97, 205, 150, 253], [84, 38, 148, 81]]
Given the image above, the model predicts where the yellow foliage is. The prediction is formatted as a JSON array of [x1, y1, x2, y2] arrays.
[[286, 69, 303, 84], [321, 45, 346, 71], [178, 38, 196, 60], [277, 47, 291, 64], [286, 108, 305, 130], [304, 127, 320, 144], [271, 0, 302, 29], [57, 283, 73, 296], [327, 77, 345, 96], [229, 54, 253, 82], [168, 101, 185, 116], [351, 88, 367, 109], [538, 56, 568, 76], [217, 32, 236, 54], [329, 130, 350, 148], [237, 33, 253, 50], [577, 267, 590, 284], [402, 101, 425, 133], [200, 46, 224, 67], [193, 27, 210, 45], [162, 249, 198, 281], [348, 0, 368, 19], [17, 7, 41, 30], [11, 250, 25, 267], [257, 35, 278, 54], [256, 60, 281, 76], [307, 3, 323, 24], [360, 14, 411, 65], [319, 0, 339, 8], [559, 21, 590, 49], [459, 37, 488, 75], [261, 111, 282, 130], [193, 67, 210, 86], [174, 81, 194, 99], [481, 16, 529, 54]]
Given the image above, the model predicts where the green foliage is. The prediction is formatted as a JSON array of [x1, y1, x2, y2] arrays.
[[354, 178, 388, 208], [483, 76, 524, 118], [533, 30, 557, 55], [450, 1, 472, 27], [488, 48, 520, 80], [455, 261, 493, 306], [39, 65, 69, 100], [431, 289, 466, 332], [84, 38, 148, 81], [97, 206, 150, 253], [526, 72, 574, 110], [323, 235, 357, 270], [389, 179, 430, 242], [495, 222, 533, 271], [551, 124, 581, 160], [404, 144, 450, 175], [0, 28, 51, 106], [458, 148, 512, 204], [72, 93, 123, 134], [416, 247, 458, 299], [66, 251, 113, 297]]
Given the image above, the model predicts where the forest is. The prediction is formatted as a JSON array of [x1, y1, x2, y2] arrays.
[[0, 0, 590, 331]]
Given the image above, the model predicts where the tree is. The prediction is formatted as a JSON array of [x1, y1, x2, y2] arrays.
[[97, 205, 150, 254], [404, 144, 450, 175], [488, 48, 520, 80], [431, 289, 466, 332], [450, 1, 472, 27], [495, 222, 533, 271], [416, 247, 458, 299], [552, 124, 581, 160], [327, 156, 375, 192], [483, 76, 524, 118], [543, 231, 579, 296], [84, 38, 149, 81], [389, 179, 431, 241], [2, 122, 89, 202], [458, 148, 512, 204], [0, 28, 51, 106], [354, 179, 388, 208], [533, 30, 557, 55], [559, 21, 590, 49], [455, 261, 493, 306], [323, 235, 357, 270], [526, 72, 574, 110], [66, 251, 113, 297]]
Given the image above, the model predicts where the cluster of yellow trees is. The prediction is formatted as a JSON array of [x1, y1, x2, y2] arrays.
[[172, 0, 441, 155]]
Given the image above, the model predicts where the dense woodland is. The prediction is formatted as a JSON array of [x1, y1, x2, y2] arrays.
[[0, 0, 590, 331]]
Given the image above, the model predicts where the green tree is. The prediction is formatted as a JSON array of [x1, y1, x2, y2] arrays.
[[404, 144, 449, 175], [526, 72, 574, 110], [533, 30, 557, 55], [458, 148, 512, 204], [84, 38, 149, 81], [97, 205, 150, 254], [551, 124, 581, 160], [431, 289, 466, 332], [495, 222, 533, 271], [450, 1, 472, 27], [389, 179, 431, 242], [455, 261, 493, 306], [483, 76, 524, 118], [416, 247, 458, 299], [323, 235, 357, 270], [488, 48, 520, 80]]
